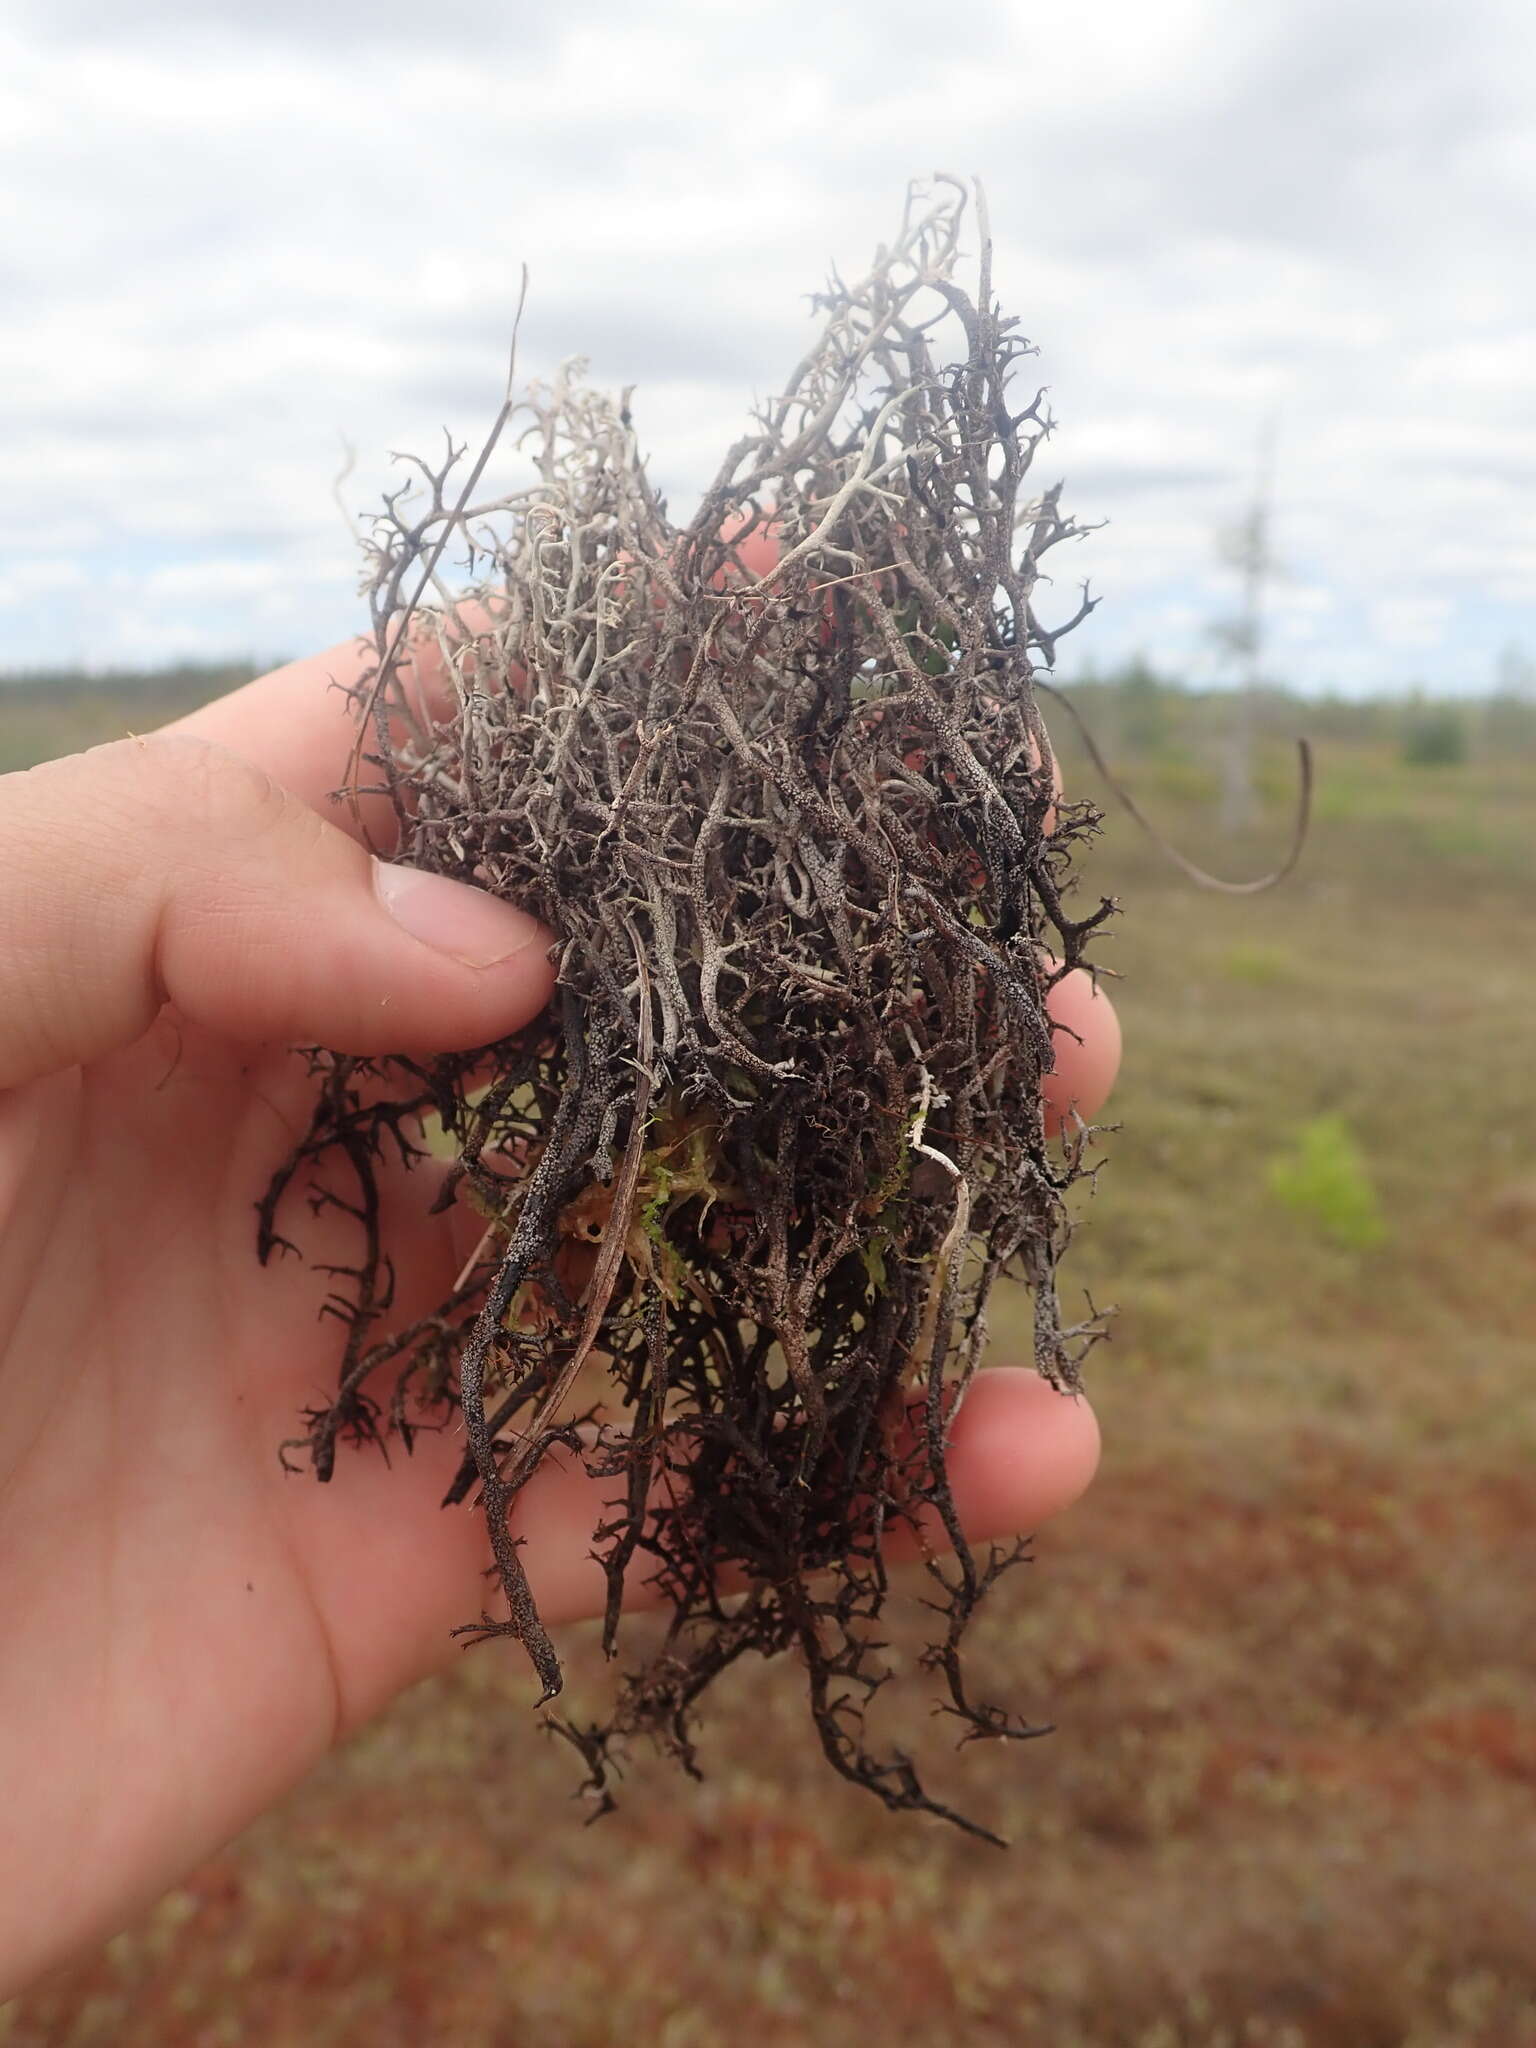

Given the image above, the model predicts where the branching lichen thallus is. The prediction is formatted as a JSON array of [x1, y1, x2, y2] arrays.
[[261, 176, 1115, 1841]]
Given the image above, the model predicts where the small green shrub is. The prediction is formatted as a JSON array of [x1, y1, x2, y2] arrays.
[[1267, 1115, 1387, 1250], [1115, 656, 1172, 753], [1401, 706, 1468, 767], [1221, 943, 1296, 986]]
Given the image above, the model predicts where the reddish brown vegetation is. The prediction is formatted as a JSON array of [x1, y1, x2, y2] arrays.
[[9, 1433, 1535, 2048]]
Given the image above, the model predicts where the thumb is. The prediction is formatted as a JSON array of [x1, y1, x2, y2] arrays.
[[0, 733, 555, 1089]]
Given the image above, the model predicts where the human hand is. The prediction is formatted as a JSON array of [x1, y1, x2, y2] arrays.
[[0, 632, 1113, 1996]]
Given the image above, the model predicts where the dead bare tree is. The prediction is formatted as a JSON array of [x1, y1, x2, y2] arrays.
[[1213, 416, 1279, 833]]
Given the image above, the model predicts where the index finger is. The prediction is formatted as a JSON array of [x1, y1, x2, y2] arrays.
[[163, 609, 500, 849]]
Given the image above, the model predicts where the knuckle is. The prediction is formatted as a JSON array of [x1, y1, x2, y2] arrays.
[[113, 732, 304, 850]]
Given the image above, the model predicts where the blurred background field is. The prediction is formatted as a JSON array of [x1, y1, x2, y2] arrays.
[[3, 665, 1534, 2047]]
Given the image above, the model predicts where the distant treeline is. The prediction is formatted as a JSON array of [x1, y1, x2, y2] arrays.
[[0, 658, 274, 699], [1057, 658, 1536, 766], [2, 654, 1529, 771], [0, 661, 283, 773]]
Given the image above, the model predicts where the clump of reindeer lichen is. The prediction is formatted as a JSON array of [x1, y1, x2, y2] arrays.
[[263, 176, 1115, 1840]]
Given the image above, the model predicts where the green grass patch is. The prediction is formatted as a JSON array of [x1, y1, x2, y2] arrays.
[[1266, 1114, 1388, 1251], [1219, 941, 1297, 986]]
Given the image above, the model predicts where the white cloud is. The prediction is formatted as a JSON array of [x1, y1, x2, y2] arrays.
[[0, 558, 89, 608], [0, 0, 1532, 690], [1368, 596, 1456, 649]]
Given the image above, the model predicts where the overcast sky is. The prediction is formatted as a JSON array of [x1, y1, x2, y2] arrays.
[[1, 0, 1531, 694]]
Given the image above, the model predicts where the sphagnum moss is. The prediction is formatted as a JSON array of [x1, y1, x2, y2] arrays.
[[262, 176, 1112, 1839]]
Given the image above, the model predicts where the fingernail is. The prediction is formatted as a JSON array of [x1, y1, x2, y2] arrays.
[[373, 861, 549, 969]]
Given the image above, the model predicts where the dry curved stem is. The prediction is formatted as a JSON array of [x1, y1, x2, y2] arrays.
[[263, 175, 1113, 1836], [1037, 678, 1315, 894]]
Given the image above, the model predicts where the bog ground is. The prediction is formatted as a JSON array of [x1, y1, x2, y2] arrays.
[[3, 674, 1533, 2047]]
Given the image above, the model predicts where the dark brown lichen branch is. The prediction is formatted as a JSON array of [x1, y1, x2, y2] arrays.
[[261, 174, 1111, 1836]]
